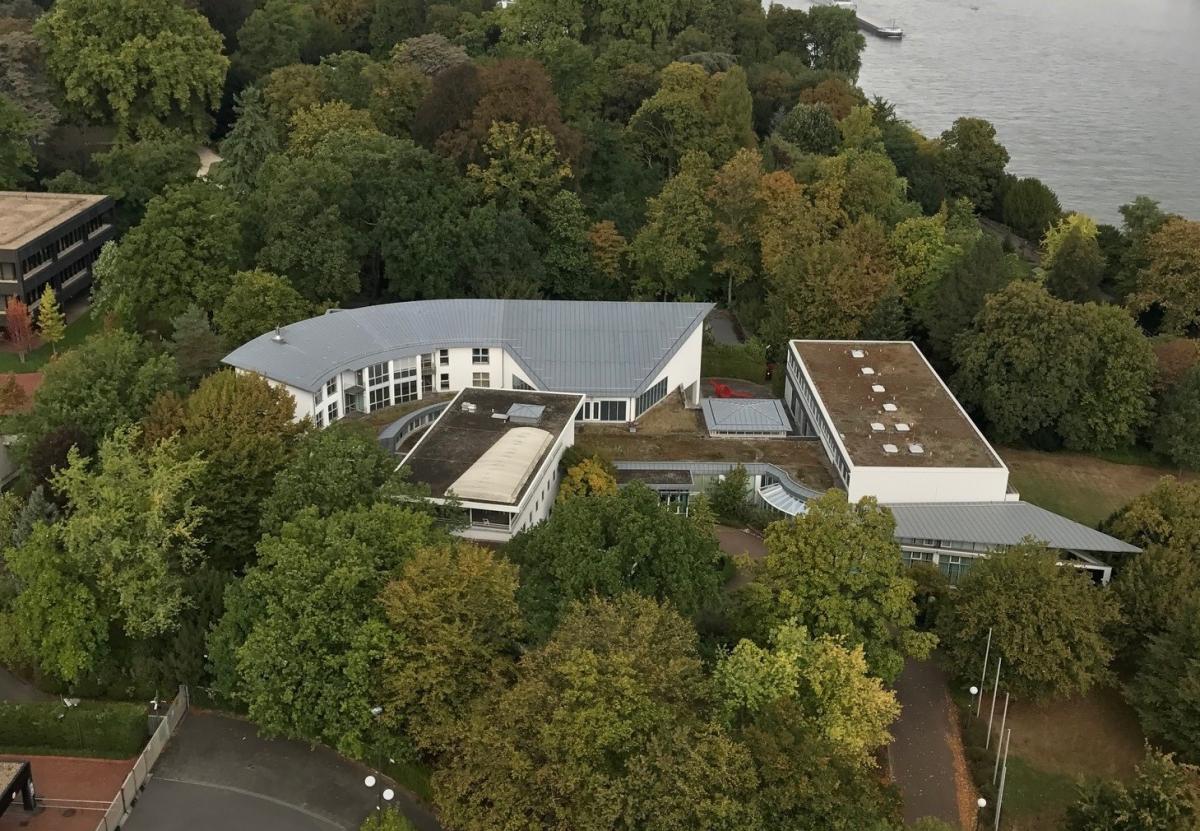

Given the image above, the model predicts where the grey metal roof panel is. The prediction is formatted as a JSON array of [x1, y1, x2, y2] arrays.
[[702, 398, 791, 432], [884, 501, 1140, 555], [223, 300, 712, 395]]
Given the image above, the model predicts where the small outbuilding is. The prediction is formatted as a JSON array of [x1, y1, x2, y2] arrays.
[[701, 398, 792, 438]]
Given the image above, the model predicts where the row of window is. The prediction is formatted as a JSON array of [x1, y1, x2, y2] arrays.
[[636, 377, 668, 418], [787, 363, 850, 484]]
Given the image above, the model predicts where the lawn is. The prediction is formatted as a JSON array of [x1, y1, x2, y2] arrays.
[[1001, 446, 1197, 527], [0, 311, 104, 373]]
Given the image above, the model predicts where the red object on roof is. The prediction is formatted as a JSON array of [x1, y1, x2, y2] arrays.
[[709, 380, 754, 399]]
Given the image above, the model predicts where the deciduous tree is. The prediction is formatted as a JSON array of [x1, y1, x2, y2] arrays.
[[214, 269, 314, 348], [0, 374, 28, 416], [630, 150, 714, 299], [0, 94, 35, 188], [1001, 176, 1060, 241], [938, 541, 1121, 699], [1128, 604, 1200, 763], [774, 101, 840, 155], [36, 285, 64, 354], [4, 296, 35, 362], [1128, 217, 1200, 335], [1064, 748, 1200, 831], [557, 456, 618, 502], [1154, 365, 1200, 469], [1112, 543, 1200, 665], [1103, 477, 1200, 554], [34, 0, 228, 137], [936, 116, 1009, 212], [707, 147, 765, 305], [1046, 225, 1105, 302]]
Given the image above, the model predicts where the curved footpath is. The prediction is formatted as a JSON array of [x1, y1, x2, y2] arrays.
[[125, 712, 441, 831]]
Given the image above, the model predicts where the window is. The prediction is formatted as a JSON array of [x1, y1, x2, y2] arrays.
[[636, 377, 668, 417], [368, 362, 389, 386], [472, 348, 489, 364], [598, 400, 627, 421], [440, 373, 450, 391], [439, 349, 449, 366], [354, 369, 364, 387], [327, 401, 340, 422], [394, 356, 417, 379], [394, 380, 418, 403], [369, 387, 391, 410], [325, 377, 337, 398], [938, 554, 975, 586], [512, 376, 534, 391], [472, 372, 490, 388], [0, 262, 15, 281], [313, 410, 324, 428]]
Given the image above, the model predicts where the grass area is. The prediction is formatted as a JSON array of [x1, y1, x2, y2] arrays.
[[0, 311, 104, 373], [0, 700, 147, 759], [1001, 446, 1197, 527], [383, 757, 434, 804], [959, 687, 1146, 830]]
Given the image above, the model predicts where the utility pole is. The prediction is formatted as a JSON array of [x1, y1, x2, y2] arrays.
[[993, 693, 1010, 784], [986, 655, 1002, 749], [977, 627, 992, 717]]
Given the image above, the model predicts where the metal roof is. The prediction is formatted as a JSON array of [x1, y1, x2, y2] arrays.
[[448, 427, 553, 504], [223, 299, 712, 395], [702, 398, 791, 433], [885, 501, 1140, 555]]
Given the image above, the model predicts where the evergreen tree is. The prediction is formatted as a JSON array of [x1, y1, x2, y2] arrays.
[[169, 305, 225, 388], [214, 85, 280, 193]]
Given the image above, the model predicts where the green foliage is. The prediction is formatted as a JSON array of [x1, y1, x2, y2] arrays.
[[630, 150, 714, 298], [93, 181, 244, 332], [0, 701, 147, 758], [168, 304, 224, 388], [937, 541, 1121, 700], [1129, 217, 1200, 335], [708, 463, 751, 521], [78, 136, 200, 231], [1154, 365, 1200, 469], [557, 456, 618, 502], [433, 593, 762, 831], [379, 542, 523, 757], [234, 0, 319, 81], [359, 811, 418, 831], [0, 94, 35, 188], [214, 269, 313, 348], [36, 284, 65, 353], [259, 425, 398, 536], [505, 482, 724, 638], [917, 233, 1016, 362], [1128, 601, 1200, 763], [1112, 544, 1200, 666], [774, 102, 840, 155], [735, 490, 935, 683], [1001, 176, 1061, 240], [953, 281, 1155, 451], [1046, 225, 1106, 302], [17, 327, 177, 449], [288, 101, 380, 152], [34, 0, 228, 137], [1063, 748, 1200, 831], [701, 340, 767, 384], [1103, 477, 1200, 554], [936, 116, 1010, 212], [218, 504, 439, 756], [214, 85, 280, 194]]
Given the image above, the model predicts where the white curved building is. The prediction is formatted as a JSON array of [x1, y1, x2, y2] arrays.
[[222, 299, 712, 427]]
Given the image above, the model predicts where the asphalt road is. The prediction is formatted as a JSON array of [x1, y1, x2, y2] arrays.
[[0, 668, 48, 703], [890, 658, 967, 827], [124, 712, 441, 831]]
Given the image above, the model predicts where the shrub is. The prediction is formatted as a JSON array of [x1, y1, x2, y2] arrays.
[[0, 701, 147, 758], [701, 339, 767, 384]]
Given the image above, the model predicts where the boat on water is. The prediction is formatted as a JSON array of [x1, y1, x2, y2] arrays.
[[809, 0, 904, 39]]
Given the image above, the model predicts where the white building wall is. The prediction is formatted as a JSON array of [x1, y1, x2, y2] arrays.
[[641, 323, 704, 410], [848, 465, 1011, 504]]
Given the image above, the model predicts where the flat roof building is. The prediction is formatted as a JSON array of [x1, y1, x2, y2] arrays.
[[701, 398, 792, 438], [400, 387, 584, 541], [0, 192, 115, 319], [784, 340, 1010, 504]]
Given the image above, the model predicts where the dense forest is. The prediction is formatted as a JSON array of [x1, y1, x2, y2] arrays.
[[1, 0, 1199, 828]]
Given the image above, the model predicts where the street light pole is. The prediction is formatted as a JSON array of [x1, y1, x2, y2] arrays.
[[972, 796, 987, 831], [977, 627, 992, 717], [986, 655, 1002, 749]]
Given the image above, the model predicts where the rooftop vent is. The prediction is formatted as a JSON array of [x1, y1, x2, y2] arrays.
[[895, 423, 911, 432], [882, 443, 899, 454], [850, 348, 866, 358], [883, 403, 898, 412], [271, 325, 286, 344], [872, 384, 886, 393], [461, 401, 478, 413], [861, 367, 875, 376], [908, 443, 925, 454], [870, 422, 885, 432], [506, 403, 546, 426]]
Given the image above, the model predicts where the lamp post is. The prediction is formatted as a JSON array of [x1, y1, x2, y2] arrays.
[[363, 774, 395, 812], [972, 796, 987, 831]]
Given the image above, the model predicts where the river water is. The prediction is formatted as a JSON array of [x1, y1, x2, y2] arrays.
[[795, 0, 1200, 224]]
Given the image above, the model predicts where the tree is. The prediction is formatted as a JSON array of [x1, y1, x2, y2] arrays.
[[1129, 601, 1200, 763], [917, 231, 1017, 362], [391, 33, 468, 76], [1155, 365, 1200, 469], [504, 482, 724, 638], [467, 122, 571, 216], [156, 370, 305, 572], [735, 490, 935, 683], [34, 0, 228, 138], [953, 282, 1154, 450], [1042, 212, 1100, 267], [1104, 477, 1200, 554], [1001, 176, 1060, 241], [1112, 544, 1200, 665], [260, 426, 398, 535], [0, 94, 35, 188], [707, 147, 764, 306], [233, 0, 317, 81], [36, 285, 65, 354], [4, 296, 36, 362], [79, 136, 200, 232], [0, 26, 61, 141], [0, 373, 29, 416], [714, 623, 899, 761], [287, 101, 380, 152], [433, 594, 761, 831], [937, 541, 1121, 699], [1046, 225, 1105, 302], [26, 424, 95, 496], [2, 428, 206, 682], [557, 456, 618, 502], [168, 305, 224, 388], [220, 504, 438, 756], [936, 117, 1009, 211], [630, 150, 714, 299], [214, 269, 314, 348], [774, 101, 840, 155], [262, 63, 330, 137], [369, 0, 426, 56], [92, 181, 244, 332], [213, 85, 280, 194], [889, 213, 957, 303], [1128, 217, 1200, 335], [363, 59, 428, 137], [379, 542, 523, 756], [17, 328, 177, 448], [1064, 748, 1200, 831], [804, 5, 866, 76]]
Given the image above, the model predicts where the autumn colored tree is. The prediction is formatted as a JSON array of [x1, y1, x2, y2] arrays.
[[557, 456, 618, 502], [708, 148, 765, 305], [4, 296, 36, 362], [0, 374, 28, 416], [1128, 217, 1200, 335], [36, 285, 65, 354]]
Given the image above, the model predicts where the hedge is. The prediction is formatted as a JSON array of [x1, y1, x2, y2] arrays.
[[701, 341, 767, 384], [0, 701, 147, 759]]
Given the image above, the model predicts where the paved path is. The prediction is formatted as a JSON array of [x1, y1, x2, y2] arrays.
[[715, 525, 767, 590], [0, 667, 48, 702], [891, 658, 971, 828], [125, 712, 441, 831], [706, 310, 742, 345]]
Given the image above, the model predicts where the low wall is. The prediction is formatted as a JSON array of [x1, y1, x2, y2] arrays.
[[377, 403, 449, 454]]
